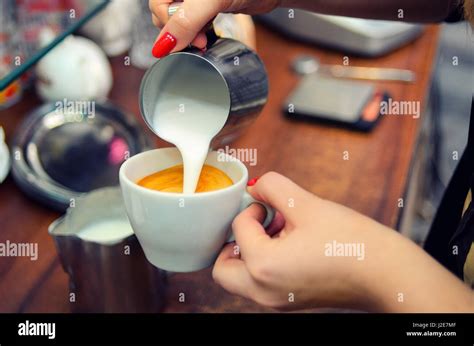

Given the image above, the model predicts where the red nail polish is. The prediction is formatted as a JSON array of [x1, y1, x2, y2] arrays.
[[247, 177, 260, 187], [152, 32, 177, 58]]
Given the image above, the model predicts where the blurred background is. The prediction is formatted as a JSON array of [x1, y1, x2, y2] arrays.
[[0, 0, 473, 313], [412, 21, 474, 243]]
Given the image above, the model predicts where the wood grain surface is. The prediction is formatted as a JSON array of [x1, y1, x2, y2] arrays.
[[0, 24, 440, 312]]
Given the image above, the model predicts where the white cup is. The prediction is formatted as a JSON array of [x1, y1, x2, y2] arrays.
[[119, 148, 274, 272]]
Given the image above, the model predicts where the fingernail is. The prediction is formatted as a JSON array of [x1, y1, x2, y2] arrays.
[[152, 32, 177, 58], [247, 177, 260, 187]]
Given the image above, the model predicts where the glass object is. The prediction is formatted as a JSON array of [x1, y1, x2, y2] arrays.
[[0, 0, 109, 91], [129, 0, 160, 69]]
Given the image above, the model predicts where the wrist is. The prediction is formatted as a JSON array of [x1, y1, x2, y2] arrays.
[[313, 211, 400, 311], [357, 226, 474, 312], [356, 228, 408, 312], [337, 219, 408, 312]]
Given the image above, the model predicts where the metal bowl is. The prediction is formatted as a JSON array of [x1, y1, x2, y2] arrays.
[[11, 101, 152, 211]]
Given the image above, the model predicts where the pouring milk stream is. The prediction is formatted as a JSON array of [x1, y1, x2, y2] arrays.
[[151, 61, 229, 193], [139, 14, 268, 192], [138, 3, 271, 192]]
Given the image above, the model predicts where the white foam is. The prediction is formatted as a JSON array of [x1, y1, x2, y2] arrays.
[[78, 219, 134, 245]]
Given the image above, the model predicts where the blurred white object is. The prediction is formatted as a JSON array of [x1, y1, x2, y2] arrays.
[[0, 127, 10, 183], [35, 31, 112, 101], [80, 0, 138, 56], [130, 0, 160, 69], [214, 14, 256, 50]]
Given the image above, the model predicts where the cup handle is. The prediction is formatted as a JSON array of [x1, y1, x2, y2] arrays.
[[227, 192, 275, 242]]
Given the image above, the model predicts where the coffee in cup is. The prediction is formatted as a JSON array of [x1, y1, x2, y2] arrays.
[[137, 164, 233, 193]]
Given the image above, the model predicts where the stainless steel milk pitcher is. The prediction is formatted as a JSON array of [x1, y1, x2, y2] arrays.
[[49, 187, 167, 313], [140, 9, 269, 148]]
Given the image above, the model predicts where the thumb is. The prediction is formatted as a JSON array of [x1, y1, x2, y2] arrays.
[[232, 203, 272, 263], [152, 0, 226, 57], [247, 172, 315, 226]]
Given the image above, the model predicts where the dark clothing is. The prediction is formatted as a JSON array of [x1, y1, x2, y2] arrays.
[[424, 1, 474, 285], [425, 100, 474, 285]]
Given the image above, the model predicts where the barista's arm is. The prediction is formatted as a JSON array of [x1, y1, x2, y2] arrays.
[[281, 0, 460, 23], [149, 0, 467, 57]]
